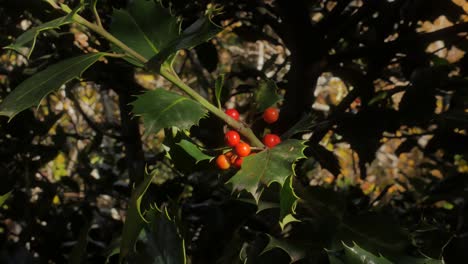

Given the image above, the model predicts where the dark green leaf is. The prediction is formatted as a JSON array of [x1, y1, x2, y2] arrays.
[[215, 74, 225, 108], [326, 242, 444, 264], [176, 139, 213, 163], [227, 140, 306, 202], [0, 53, 105, 119], [131, 89, 207, 134], [254, 79, 281, 112], [279, 176, 299, 228], [4, 10, 79, 58], [342, 242, 392, 264], [132, 206, 186, 264], [110, 0, 180, 66], [0, 191, 12, 207], [262, 235, 306, 263], [281, 112, 317, 139], [146, 16, 221, 71], [119, 172, 155, 262]]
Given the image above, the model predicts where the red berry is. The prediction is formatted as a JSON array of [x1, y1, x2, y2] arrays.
[[216, 154, 230, 170], [263, 134, 281, 148], [233, 157, 243, 168], [235, 142, 251, 157], [225, 130, 240, 147], [263, 107, 279, 124], [225, 109, 240, 121]]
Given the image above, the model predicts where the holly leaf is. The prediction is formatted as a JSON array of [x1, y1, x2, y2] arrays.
[[215, 74, 225, 108], [227, 140, 306, 202], [0, 53, 105, 119], [327, 242, 444, 264], [279, 176, 300, 228], [0, 191, 12, 207], [119, 172, 155, 262], [146, 16, 221, 71], [176, 139, 213, 163], [261, 235, 306, 263], [4, 7, 81, 58], [130, 206, 186, 264], [110, 0, 180, 66], [131, 89, 207, 134], [254, 79, 281, 112]]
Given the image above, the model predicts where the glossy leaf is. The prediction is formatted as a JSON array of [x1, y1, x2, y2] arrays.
[[119, 172, 155, 262], [0, 191, 12, 207], [279, 176, 300, 228], [4, 10, 79, 58], [227, 139, 306, 202], [0, 53, 105, 119], [131, 206, 186, 264], [131, 89, 207, 134], [262, 235, 306, 263], [215, 74, 225, 108], [177, 139, 213, 163], [146, 16, 221, 71], [110, 0, 180, 66], [254, 79, 281, 112]]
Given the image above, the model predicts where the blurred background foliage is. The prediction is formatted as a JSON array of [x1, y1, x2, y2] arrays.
[[0, 0, 467, 263]]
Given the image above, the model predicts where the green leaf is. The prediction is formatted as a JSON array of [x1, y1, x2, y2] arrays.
[[254, 79, 281, 112], [262, 235, 306, 263], [337, 212, 409, 256], [110, 0, 180, 66], [176, 139, 213, 163], [327, 242, 444, 264], [146, 16, 221, 71], [132, 206, 186, 264], [215, 74, 225, 108], [0, 53, 105, 119], [119, 172, 155, 262], [227, 140, 306, 202], [279, 176, 300, 228], [4, 10, 79, 58], [0, 191, 12, 207], [131, 89, 207, 134], [341, 242, 392, 264], [280, 112, 317, 139]]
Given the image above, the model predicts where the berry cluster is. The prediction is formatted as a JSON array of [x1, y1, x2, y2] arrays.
[[216, 107, 282, 170]]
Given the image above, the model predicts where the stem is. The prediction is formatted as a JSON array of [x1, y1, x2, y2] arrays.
[[61, 4, 264, 147], [91, 0, 103, 28], [161, 69, 264, 147]]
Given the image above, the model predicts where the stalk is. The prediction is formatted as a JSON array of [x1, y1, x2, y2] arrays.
[[59, 4, 264, 147]]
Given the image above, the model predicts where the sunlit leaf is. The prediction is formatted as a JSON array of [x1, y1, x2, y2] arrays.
[[4, 8, 80, 58], [227, 140, 306, 202], [119, 172, 155, 262], [177, 139, 213, 163], [0, 53, 105, 119], [215, 74, 225, 108], [279, 176, 300, 228], [131, 89, 207, 134], [0, 191, 12, 207]]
